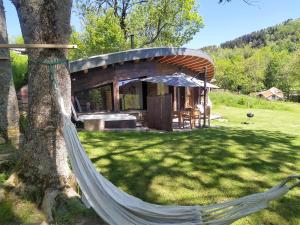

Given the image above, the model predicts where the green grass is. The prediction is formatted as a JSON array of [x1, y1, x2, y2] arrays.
[[79, 94, 300, 225], [210, 91, 295, 111], [0, 143, 46, 225], [53, 194, 103, 225], [0, 142, 102, 225], [0, 172, 8, 185], [0, 193, 46, 225]]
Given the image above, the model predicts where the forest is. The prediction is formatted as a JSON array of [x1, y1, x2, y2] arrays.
[[203, 18, 300, 96]]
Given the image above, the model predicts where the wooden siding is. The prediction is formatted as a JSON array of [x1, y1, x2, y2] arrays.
[[147, 95, 172, 131], [71, 61, 198, 94]]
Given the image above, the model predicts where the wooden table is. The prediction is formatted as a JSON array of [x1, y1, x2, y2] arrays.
[[173, 108, 201, 129]]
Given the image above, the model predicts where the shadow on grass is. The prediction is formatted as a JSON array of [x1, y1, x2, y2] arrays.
[[79, 127, 300, 223], [53, 194, 105, 225]]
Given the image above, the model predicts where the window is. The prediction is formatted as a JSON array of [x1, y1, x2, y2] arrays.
[[157, 83, 168, 96], [74, 84, 113, 112], [119, 80, 143, 110]]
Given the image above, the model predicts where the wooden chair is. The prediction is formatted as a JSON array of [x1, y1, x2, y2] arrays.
[[182, 108, 193, 129], [205, 106, 211, 127], [196, 104, 211, 127], [172, 111, 181, 128], [192, 108, 201, 127]]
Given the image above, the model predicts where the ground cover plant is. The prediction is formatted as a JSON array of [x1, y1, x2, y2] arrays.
[[209, 91, 294, 111], [0, 143, 46, 225], [0, 143, 102, 225], [79, 92, 300, 225]]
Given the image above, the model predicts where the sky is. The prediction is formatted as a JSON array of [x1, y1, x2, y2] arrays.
[[3, 0, 300, 49]]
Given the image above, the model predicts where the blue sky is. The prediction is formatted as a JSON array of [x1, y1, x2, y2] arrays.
[[3, 0, 300, 48]]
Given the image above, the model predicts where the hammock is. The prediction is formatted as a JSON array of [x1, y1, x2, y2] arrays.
[[47, 59, 299, 225]]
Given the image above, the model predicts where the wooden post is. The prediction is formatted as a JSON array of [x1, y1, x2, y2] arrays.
[[173, 86, 177, 111], [0, 44, 77, 49], [203, 67, 207, 128], [113, 79, 120, 112], [130, 34, 135, 49]]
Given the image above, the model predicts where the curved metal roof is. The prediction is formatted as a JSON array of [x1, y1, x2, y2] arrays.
[[70, 47, 215, 79]]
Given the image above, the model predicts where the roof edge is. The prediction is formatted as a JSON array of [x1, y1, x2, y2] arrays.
[[70, 47, 214, 74]]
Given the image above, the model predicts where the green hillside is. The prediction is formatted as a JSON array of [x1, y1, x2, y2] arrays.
[[203, 18, 300, 96], [220, 19, 300, 50]]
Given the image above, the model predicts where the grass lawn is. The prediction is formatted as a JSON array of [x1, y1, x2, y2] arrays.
[[79, 93, 300, 225], [0, 143, 46, 225], [0, 143, 100, 225]]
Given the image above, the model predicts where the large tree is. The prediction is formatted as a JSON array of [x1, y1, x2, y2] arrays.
[[127, 0, 203, 47], [0, 0, 20, 146], [75, 0, 145, 38], [11, 0, 75, 220], [73, 0, 203, 56], [69, 9, 126, 59]]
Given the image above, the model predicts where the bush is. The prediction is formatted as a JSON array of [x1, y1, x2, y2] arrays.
[[19, 114, 29, 135], [11, 51, 28, 90], [209, 91, 293, 111], [0, 172, 8, 185], [0, 201, 16, 225]]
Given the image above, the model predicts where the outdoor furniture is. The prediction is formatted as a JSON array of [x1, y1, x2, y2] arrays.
[[78, 113, 137, 131], [142, 73, 219, 88], [182, 108, 194, 129], [172, 111, 181, 128], [197, 104, 211, 127], [173, 109, 200, 129], [192, 108, 201, 127]]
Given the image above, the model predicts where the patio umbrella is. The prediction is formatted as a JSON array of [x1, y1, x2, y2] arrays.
[[141, 73, 219, 88], [191, 77, 219, 89], [118, 78, 140, 86]]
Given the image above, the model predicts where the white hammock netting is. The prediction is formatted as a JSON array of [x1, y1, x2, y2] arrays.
[[49, 60, 299, 225]]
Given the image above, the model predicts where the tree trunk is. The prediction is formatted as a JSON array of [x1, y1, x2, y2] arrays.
[[0, 0, 20, 146], [11, 0, 74, 207]]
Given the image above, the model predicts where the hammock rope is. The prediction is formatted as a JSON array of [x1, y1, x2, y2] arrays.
[[33, 58, 299, 225]]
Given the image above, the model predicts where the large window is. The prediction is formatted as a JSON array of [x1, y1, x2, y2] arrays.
[[74, 84, 113, 112], [119, 80, 143, 110]]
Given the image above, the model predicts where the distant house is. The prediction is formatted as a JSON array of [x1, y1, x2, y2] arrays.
[[255, 87, 284, 101]]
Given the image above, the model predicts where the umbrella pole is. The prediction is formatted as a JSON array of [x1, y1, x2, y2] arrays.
[[203, 67, 207, 128]]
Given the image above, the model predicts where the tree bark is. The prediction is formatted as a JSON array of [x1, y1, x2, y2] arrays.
[[11, 0, 74, 204], [0, 0, 20, 146]]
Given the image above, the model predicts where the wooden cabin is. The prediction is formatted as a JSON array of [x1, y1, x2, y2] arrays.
[[255, 87, 284, 101], [70, 47, 215, 130]]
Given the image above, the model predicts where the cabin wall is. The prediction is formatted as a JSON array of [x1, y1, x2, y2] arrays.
[[71, 61, 198, 94]]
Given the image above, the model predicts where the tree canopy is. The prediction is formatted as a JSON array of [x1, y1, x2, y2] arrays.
[[71, 0, 203, 59], [69, 9, 127, 59]]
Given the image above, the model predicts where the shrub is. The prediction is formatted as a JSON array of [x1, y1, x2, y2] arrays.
[[209, 91, 292, 111], [11, 51, 28, 90]]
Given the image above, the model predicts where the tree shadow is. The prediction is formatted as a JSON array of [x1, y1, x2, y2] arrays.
[[80, 127, 300, 223]]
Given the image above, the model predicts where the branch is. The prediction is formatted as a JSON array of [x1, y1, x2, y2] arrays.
[[142, 20, 167, 47], [219, 0, 258, 5], [10, 0, 20, 7], [127, 0, 148, 9]]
